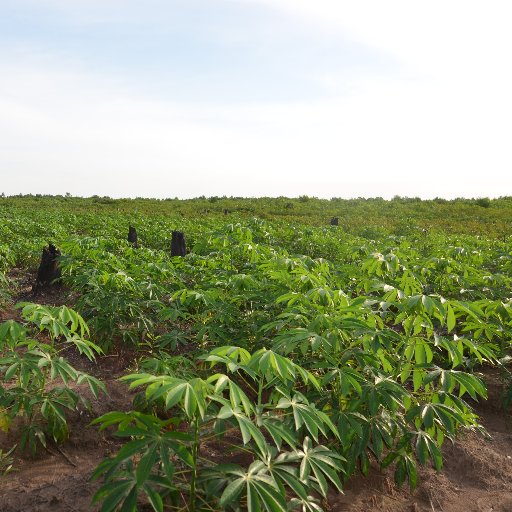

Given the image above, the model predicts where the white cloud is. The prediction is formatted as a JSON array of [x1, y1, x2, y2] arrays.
[[1, 58, 511, 199], [1, 2, 512, 198], [246, 1, 511, 73]]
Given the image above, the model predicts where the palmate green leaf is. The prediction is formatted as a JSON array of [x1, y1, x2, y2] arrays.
[[18, 303, 91, 341], [217, 404, 234, 420], [40, 398, 67, 426], [262, 419, 298, 450], [273, 327, 342, 356], [323, 367, 363, 396], [430, 402, 467, 434], [370, 424, 385, 459], [276, 394, 339, 442], [207, 373, 255, 416], [164, 381, 192, 414], [77, 372, 107, 399], [460, 337, 498, 363], [449, 371, 487, 400], [219, 461, 287, 512], [412, 369, 424, 392], [121, 374, 209, 419], [468, 340, 498, 362], [400, 363, 413, 384], [423, 368, 442, 386], [1, 304, 104, 455], [158, 442, 178, 480], [207, 373, 230, 393], [142, 484, 164, 512], [267, 461, 307, 500], [275, 292, 303, 307], [453, 301, 484, 322], [250, 479, 286, 512], [92, 410, 190, 467], [295, 366, 321, 391], [424, 368, 487, 400], [204, 345, 252, 372], [4, 361, 22, 381], [251, 349, 294, 381], [119, 486, 137, 512], [90, 411, 187, 512], [136, 445, 157, 486], [0, 320, 26, 350], [439, 337, 464, 368], [233, 410, 269, 456], [66, 335, 102, 361], [246, 349, 320, 389], [93, 479, 136, 512], [298, 438, 344, 497], [414, 340, 433, 365], [91, 455, 125, 483], [293, 402, 316, 437], [228, 379, 254, 415], [247, 482, 261, 512], [394, 453, 417, 490], [91, 411, 139, 431], [420, 404, 435, 429], [288, 496, 324, 512], [421, 295, 435, 315], [151, 437, 192, 467], [220, 478, 245, 506], [20, 423, 47, 453], [276, 397, 320, 441], [48, 356, 78, 383], [114, 438, 154, 463], [58, 306, 77, 332], [446, 303, 456, 332], [415, 431, 443, 471]]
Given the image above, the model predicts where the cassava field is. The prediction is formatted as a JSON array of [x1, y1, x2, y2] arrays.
[[1, 195, 512, 512]]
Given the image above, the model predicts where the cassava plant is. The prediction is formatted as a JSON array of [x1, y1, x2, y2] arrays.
[[0, 303, 105, 453], [91, 346, 344, 512]]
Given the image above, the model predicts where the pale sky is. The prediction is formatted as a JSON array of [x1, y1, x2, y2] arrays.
[[1, 0, 511, 199]]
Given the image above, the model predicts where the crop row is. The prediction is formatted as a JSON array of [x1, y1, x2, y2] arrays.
[[1, 209, 511, 511]]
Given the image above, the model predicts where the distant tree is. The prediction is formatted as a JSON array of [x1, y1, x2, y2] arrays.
[[475, 197, 491, 208]]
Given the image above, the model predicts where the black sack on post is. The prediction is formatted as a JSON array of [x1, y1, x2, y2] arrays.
[[128, 226, 138, 248], [33, 244, 61, 292], [171, 231, 186, 257]]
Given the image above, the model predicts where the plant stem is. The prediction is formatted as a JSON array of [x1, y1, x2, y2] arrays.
[[188, 416, 199, 512]]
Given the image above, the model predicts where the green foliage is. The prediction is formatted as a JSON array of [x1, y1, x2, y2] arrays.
[[0, 245, 14, 310], [2, 197, 512, 509], [0, 445, 15, 476], [91, 348, 342, 512], [0, 304, 105, 453], [63, 219, 506, 508], [0, 271, 10, 310], [475, 197, 491, 208]]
